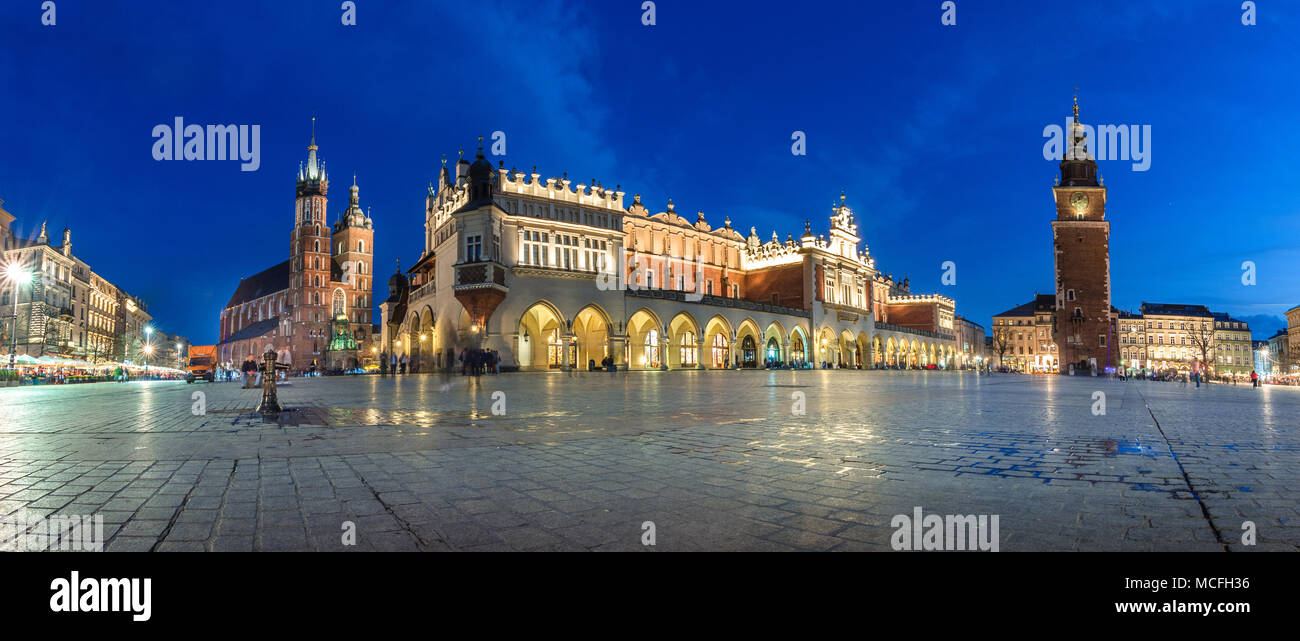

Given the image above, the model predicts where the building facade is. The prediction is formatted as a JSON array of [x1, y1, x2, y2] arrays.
[[1287, 305, 1300, 376], [381, 140, 961, 372], [216, 123, 377, 373], [1, 199, 181, 365], [991, 294, 1057, 371], [953, 314, 987, 367], [1212, 313, 1253, 377], [1265, 329, 1290, 379]]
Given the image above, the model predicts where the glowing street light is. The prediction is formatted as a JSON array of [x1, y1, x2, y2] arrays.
[[5, 263, 32, 369]]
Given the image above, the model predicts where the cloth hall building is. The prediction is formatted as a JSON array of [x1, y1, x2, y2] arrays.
[[380, 140, 962, 372]]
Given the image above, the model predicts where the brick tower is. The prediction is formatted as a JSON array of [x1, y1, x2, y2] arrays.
[[1052, 97, 1114, 374], [331, 176, 374, 336], [291, 117, 332, 359]]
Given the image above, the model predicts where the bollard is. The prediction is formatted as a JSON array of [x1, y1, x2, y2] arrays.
[[257, 350, 285, 415]]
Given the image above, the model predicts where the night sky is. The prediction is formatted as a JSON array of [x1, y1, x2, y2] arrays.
[[2, 0, 1297, 344]]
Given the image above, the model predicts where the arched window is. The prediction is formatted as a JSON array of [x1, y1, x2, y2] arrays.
[[766, 337, 780, 363], [711, 333, 728, 368], [792, 335, 805, 361], [680, 331, 697, 366], [332, 290, 345, 316], [644, 329, 660, 367], [358, 240, 365, 253]]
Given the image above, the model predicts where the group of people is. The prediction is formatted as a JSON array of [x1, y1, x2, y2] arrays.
[[458, 348, 501, 376]]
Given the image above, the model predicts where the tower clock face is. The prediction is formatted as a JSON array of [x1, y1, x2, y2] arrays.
[[1069, 192, 1089, 213]]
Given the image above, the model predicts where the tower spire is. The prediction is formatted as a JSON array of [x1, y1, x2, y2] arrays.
[[306, 116, 320, 179]]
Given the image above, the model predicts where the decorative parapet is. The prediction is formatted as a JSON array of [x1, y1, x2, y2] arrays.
[[500, 168, 625, 211], [874, 321, 955, 341], [626, 287, 811, 318], [886, 293, 956, 307]]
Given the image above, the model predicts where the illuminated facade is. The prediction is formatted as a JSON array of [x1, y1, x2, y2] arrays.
[[382, 140, 962, 372], [0, 200, 181, 363], [216, 122, 376, 373], [991, 295, 1057, 372]]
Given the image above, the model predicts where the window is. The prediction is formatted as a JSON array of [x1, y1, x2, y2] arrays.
[[1066, 289, 1075, 301], [546, 328, 563, 368], [711, 333, 728, 368], [465, 235, 483, 262], [680, 331, 697, 366], [644, 329, 661, 367]]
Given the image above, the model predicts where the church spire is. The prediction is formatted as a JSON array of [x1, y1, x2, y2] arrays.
[[296, 116, 328, 197], [306, 116, 320, 179]]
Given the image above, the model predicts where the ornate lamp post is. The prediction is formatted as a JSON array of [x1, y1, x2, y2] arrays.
[[5, 264, 32, 369]]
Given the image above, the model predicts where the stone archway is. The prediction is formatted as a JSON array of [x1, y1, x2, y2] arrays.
[[705, 315, 732, 369], [518, 301, 566, 370], [736, 318, 761, 369], [573, 304, 611, 371], [627, 308, 664, 370], [668, 312, 701, 369], [789, 326, 808, 366]]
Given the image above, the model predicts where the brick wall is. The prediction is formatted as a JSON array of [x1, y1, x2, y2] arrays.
[[742, 264, 805, 308], [884, 303, 937, 332]]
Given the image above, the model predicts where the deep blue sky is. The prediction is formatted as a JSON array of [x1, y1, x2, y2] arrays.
[[2, 0, 1297, 343]]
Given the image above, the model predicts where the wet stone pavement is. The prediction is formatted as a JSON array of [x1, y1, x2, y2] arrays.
[[0, 370, 1296, 551]]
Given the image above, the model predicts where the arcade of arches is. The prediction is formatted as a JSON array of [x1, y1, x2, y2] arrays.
[[393, 299, 959, 372]]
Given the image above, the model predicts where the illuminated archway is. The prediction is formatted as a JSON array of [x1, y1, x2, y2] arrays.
[[573, 304, 611, 370], [627, 308, 664, 369], [704, 315, 732, 369], [517, 300, 566, 370], [668, 312, 701, 369]]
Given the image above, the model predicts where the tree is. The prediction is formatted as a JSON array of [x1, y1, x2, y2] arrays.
[[992, 329, 1011, 368], [1187, 320, 1215, 382]]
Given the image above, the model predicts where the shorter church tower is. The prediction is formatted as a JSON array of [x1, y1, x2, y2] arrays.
[[332, 175, 375, 333]]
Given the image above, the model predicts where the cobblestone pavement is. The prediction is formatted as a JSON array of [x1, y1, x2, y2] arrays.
[[1, 371, 1296, 551]]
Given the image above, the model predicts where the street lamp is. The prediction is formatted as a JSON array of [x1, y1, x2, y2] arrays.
[[4, 264, 32, 370]]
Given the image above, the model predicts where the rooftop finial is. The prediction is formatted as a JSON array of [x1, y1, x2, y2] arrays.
[[1072, 87, 1080, 123]]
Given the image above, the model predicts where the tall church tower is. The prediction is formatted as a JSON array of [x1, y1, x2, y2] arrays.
[[1052, 97, 1114, 373], [332, 175, 374, 332], [291, 118, 331, 332]]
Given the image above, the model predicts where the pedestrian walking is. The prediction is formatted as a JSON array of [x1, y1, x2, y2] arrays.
[[240, 357, 257, 388]]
